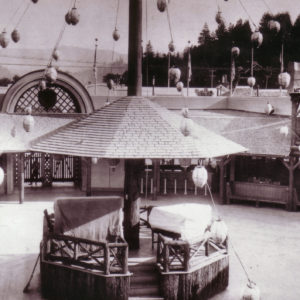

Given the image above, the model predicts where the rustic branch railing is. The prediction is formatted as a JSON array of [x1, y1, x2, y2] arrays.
[[157, 233, 227, 273], [44, 233, 128, 275]]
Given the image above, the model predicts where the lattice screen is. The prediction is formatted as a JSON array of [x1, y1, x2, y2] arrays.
[[14, 85, 81, 113]]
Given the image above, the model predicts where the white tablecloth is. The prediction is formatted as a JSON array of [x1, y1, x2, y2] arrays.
[[149, 203, 212, 244]]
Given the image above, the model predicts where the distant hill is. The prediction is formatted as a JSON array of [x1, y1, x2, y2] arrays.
[[0, 46, 128, 85]]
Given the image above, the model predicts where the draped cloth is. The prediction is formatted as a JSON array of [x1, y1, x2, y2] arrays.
[[149, 203, 212, 244], [54, 196, 124, 242]]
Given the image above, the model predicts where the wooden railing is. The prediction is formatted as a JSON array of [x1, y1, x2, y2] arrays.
[[157, 234, 227, 273], [43, 233, 128, 275]]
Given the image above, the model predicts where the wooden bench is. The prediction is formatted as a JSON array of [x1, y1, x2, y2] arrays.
[[226, 181, 289, 207]]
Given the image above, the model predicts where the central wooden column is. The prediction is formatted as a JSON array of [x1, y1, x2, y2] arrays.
[[124, 159, 144, 249], [127, 0, 142, 96]]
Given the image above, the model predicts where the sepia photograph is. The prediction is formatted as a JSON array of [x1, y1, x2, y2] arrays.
[[0, 0, 300, 299]]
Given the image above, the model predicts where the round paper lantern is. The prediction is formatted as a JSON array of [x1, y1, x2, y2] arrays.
[[39, 79, 47, 91], [241, 282, 260, 300], [168, 41, 175, 52], [181, 107, 189, 118], [268, 20, 280, 33], [278, 72, 291, 88], [215, 11, 223, 24], [231, 46, 240, 57], [70, 7, 80, 25], [157, 0, 167, 12], [0, 167, 4, 185], [0, 30, 10, 48], [11, 29, 20, 43], [91, 157, 98, 165], [180, 117, 193, 136], [169, 67, 181, 83], [113, 29, 120, 41], [65, 11, 72, 25], [25, 106, 32, 115], [108, 159, 120, 170], [210, 218, 228, 244], [38, 88, 57, 111], [280, 125, 289, 137], [23, 115, 35, 132], [52, 49, 59, 61], [179, 158, 191, 170], [107, 79, 115, 90], [192, 166, 208, 188], [251, 31, 263, 48], [265, 102, 274, 115], [45, 67, 57, 83], [32, 0, 38, 3], [247, 77, 256, 88], [210, 158, 217, 169], [176, 81, 184, 92]]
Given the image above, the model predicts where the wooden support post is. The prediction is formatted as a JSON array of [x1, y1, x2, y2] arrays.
[[124, 159, 144, 250], [18, 153, 24, 204], [140, 178, 144, 194], [152, 159, 160, 200], [174, 178, 177, 194], [86, 157, 92, 196], [219, 157, 231, 204], [163, 178, 167, 194], [184, 179, 187, 195], [127, 0, 142, 97]]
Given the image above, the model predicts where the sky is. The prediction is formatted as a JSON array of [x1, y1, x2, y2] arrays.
[[0, 0, 300, 56]]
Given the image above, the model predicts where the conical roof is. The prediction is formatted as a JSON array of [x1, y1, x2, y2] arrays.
[[31, 97, 247, 158]]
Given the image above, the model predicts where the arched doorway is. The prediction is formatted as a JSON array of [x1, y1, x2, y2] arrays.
[[2, 70, 94, 188]]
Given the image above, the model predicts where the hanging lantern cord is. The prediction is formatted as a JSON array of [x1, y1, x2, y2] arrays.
[[166, 2, 174, 44], [260, 0, 273, 15], [206, 182, 253, 285], [114, 0, 120, 32], [237, 0, 257, 29], [5, 0, 25, 30], [14, 2, 31, 29]]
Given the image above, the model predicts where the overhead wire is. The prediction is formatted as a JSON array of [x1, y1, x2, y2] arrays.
[[4, 0, 25, 30], [237, 0, 257, 29], [14, 1, 31, 29]]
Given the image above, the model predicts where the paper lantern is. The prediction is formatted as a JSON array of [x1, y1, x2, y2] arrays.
[[39, 79, 47, 91], [210, 218, 228, 244], [192, 166, 208, 188], [168, 41, 175, 52], [210, 158, 217, 169], [38, 88, 57, 111], [268, 20, 280, 33], [23, 115, 35, 132], [157, 0, 167, 12], [91, 157, 98, 165], [176, 81, 184, 92], [107, 79, 115, 90], [251, 31, 263, 48], [52, 50, 59, 61], [45, 67, 57, 83], [215, 11, 223, 24], [0, 167, 4, 185], [108, 159, 120, 170], [241, 282, 260, 300], [11, 29, 20, 43], [0, 30, 9, 48], [113, 29, 120, 41], [265, 102, 274, 115], [32, 0, 38, 3], [181, 107, 189, 118], [278, 72, 291, 89], [65, 12, 72, 25], [180, 117, 193, 136], [231, 46, 240, 57], [25, 106, 32, 115], [247, 77, 256, 88], [280, 125, 289, 137], [179, 158, 191, 170], [169, 67, 181, 83], [70, 7, 80, 25]]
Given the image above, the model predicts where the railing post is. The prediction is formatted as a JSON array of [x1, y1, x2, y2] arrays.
[[104, 244, 110, 275], [123, 245, 128, 274], [184, 243, 190, 271], [163, 243, 169, 272]]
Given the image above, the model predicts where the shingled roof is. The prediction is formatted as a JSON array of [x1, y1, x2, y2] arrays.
[[31, 97, 247, 159], [0, 114, 74, 153], [190, 110, 291, 157]]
